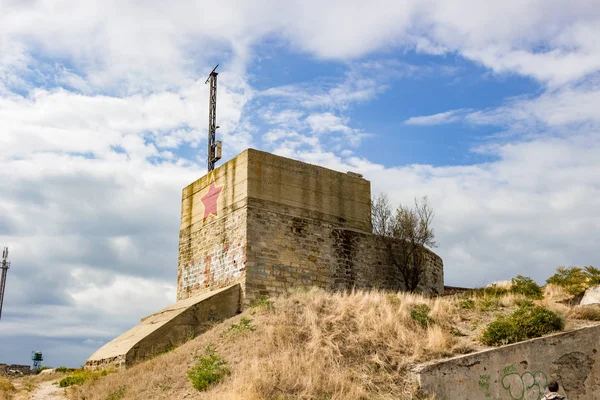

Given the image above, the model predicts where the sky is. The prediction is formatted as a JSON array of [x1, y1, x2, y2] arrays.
[[1, 0, 599, 367]]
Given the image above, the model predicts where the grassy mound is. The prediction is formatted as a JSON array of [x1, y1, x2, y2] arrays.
[[67, 285, 598, 400]]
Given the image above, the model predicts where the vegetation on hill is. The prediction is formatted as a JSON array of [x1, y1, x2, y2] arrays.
[[65, 269, 599, 400]]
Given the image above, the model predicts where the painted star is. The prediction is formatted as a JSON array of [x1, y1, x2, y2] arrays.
[[201, 180, 223, 222]]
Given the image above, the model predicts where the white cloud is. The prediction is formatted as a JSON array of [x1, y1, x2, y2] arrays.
[[405, 109, 470, 126], [1, 0, 600, 368]]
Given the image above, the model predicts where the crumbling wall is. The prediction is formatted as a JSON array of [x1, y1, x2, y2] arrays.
[[414, 324, 600, 400], [0, 364, 32, 376]]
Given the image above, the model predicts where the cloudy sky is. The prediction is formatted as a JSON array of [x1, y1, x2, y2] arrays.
[[1, 0, 599, 367]]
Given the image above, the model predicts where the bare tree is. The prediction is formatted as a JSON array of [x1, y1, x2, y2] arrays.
[[372, 193, 437, 292]]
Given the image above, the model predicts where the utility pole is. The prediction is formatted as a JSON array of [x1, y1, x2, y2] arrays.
[[0, 247, 10, 321], [205, 64, 222, 172]]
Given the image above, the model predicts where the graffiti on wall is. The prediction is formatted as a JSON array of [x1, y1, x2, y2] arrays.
[[479, 365, 548, 400], [250, 261, 315, 287], [501, 365, 547, 400], [179, 245, 245, 293]]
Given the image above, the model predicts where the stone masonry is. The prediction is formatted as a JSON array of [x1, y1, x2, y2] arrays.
[[178, 149, 444, 303]]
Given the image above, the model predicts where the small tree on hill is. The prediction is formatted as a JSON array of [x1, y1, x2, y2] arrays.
[[372, 193, 437, 292]]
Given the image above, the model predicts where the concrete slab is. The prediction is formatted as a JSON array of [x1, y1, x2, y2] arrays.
[[85, 284, 240, 369], [580, 284, 600, 305]]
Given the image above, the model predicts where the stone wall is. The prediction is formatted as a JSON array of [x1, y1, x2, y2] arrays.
[[178, 148, 444, 304], [331, 229, 443, 295], [177, 152, 249, 300], [414, 324, 600, 400], [0, 364, 32, 376]]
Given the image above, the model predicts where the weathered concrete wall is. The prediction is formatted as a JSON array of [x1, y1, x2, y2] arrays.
[[177, 148, 444, 303], [414, 324, 600, 400], [177, 152, 248, 300], [86, 284, 240, 369]]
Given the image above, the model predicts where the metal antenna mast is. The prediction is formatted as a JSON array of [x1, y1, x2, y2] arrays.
[[205, 64, 222, 172], [0, 247, 10, 321]]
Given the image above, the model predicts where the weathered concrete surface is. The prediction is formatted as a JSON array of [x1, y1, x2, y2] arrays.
[[85, 284, 240, 369], [414, 324, 600, 400], [580, 284, 600, 305], [177, 148, 444, 303]]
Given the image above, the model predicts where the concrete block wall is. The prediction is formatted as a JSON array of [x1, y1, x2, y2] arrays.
[[415, 324, 600, 400]]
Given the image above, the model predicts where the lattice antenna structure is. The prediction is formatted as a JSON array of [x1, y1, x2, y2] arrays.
[[205, 64, 222, 172], [0, 247, 10, 321]]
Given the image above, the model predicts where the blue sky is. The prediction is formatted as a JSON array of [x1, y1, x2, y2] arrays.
[[1, 0, 599, 368]]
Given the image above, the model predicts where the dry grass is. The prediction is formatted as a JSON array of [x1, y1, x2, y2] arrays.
[[1, 371, 69, 400], [544, 283, 572, 303], [68, 287, 600, 400]]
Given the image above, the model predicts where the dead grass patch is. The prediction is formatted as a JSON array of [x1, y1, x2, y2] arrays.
[[68, 287, 599, 400]]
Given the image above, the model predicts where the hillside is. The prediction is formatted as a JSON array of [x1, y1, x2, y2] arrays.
[[51, 284, 600, 400]]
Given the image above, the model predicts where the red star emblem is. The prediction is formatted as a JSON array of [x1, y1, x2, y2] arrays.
[[201, 180, 223, 222]]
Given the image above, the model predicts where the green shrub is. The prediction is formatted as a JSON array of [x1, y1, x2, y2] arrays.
[[547, 266, 588, 296], [510, 275, 543, 299], [59, 369, 110, 387], [248, 295, 274, 310], [187, 345, 230, 391], [59, 374, 87, 387], [478, 297, 500, 311], [471, 285, 509, 298], [458, 298, 476, 309], [225, 317, 256, 336], [547, 266, 600, 296], [481, 304, 564, 346], [410, 304, 434, 327], [55, 366, 71, 373], [585, 266, 600, 285]]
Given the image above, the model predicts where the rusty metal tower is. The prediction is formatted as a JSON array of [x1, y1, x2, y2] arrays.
[[205, 64, 222, 172], [0, 247, 10, 321]]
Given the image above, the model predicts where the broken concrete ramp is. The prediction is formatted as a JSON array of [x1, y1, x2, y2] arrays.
[[85, 284, 240, 369]]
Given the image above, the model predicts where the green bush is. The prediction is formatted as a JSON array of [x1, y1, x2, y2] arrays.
[[478, 297, 500, 311], [55, 366, 71, 373], [225, 317, 256, 336], [187, 345, 230, 391], [547, 266, 600, 296], [410, 304, 434, 327], [59, 374, 87, 387], [59, 369, 110, 387], [510, 275, 543, 299], [481, 304, 564, 346], [248, 295, 274, 310], [458, 298, 476, 309]]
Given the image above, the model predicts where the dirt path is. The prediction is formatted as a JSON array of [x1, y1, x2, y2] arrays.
[[28, 380, 66, 400]]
